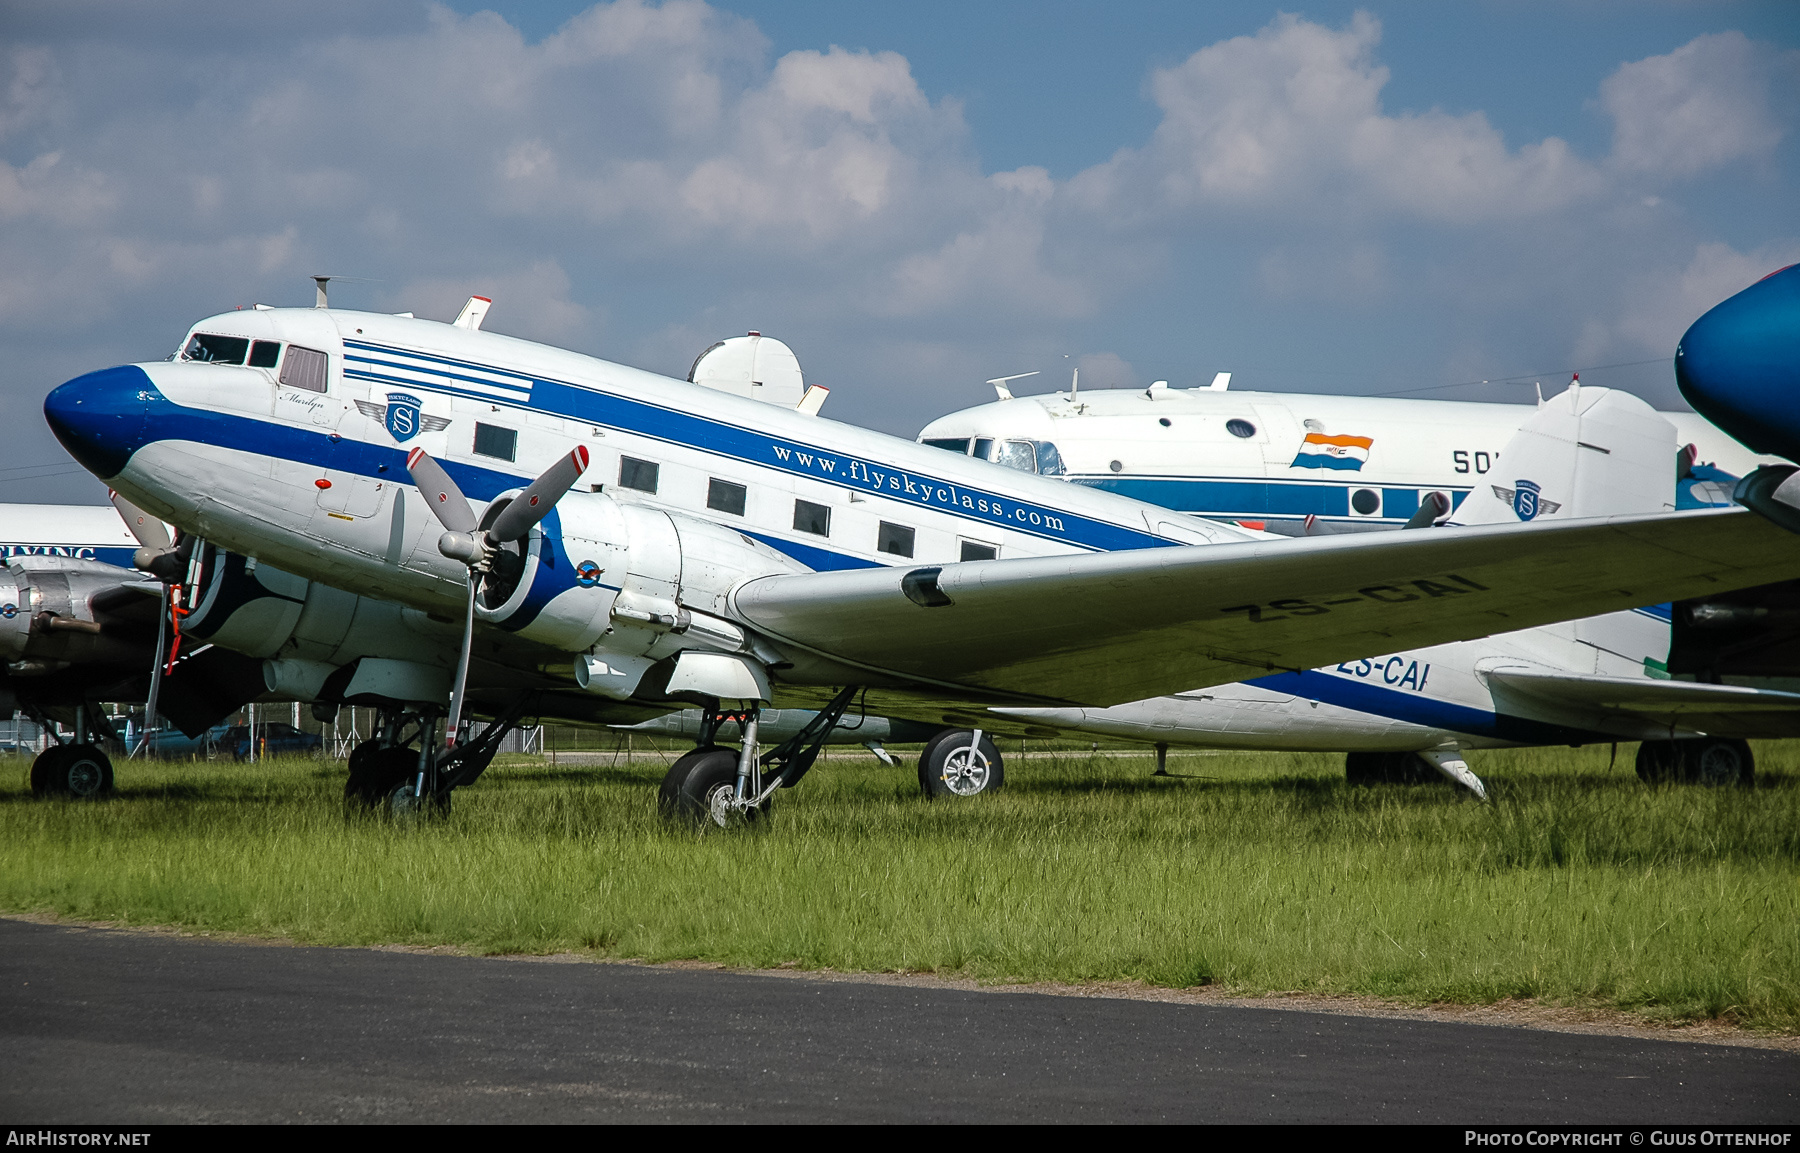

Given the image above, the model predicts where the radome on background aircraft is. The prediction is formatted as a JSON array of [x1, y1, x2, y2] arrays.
[[38, 268, 1800, 819]]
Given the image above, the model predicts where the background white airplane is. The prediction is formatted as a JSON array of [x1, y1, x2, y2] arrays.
[[916, 371, 1772, 534], [984, 386, 1800, 796], [41, 287, 1800, 822]]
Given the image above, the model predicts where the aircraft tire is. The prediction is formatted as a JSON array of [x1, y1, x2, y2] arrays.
[[345, 745, 420, 807], [1684, 738, 1754, 787], [1345, 751, 1436, 786], [31, 744, 114, 799], [665, 746, 769, 828], [658, 745, 726, 817], [918, 730, 1004, 799], [1634, 741, 1685, 785]]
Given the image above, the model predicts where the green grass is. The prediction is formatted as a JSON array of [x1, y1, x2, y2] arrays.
[[2, 740, 1797, 1032]]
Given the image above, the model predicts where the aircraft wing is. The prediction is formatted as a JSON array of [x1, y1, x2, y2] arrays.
[[731, 506, 1800, 707], [1483, 668, 1800, 739]]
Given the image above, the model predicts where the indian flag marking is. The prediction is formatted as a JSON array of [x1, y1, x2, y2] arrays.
[[1290, 432, 1373, 471]]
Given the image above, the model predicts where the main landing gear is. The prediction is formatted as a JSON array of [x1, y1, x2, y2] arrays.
[[30, 743, 114, 799], [27, 704, 115, 799], [659, 686, 862, 828], [1635, 738, 1754, 787], [342, 698, 532, 815]]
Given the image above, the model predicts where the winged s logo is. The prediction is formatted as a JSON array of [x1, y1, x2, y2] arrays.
[[355, 394, 452, 443], [1490, 479, 1562, 522]]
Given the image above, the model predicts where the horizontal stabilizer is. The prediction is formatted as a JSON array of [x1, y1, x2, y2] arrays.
[[1485, 666, 1800, 739], [1485, 668, 1800, 713]]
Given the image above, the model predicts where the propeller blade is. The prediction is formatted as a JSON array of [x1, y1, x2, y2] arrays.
[[405, 448, 479, 534], [486, 445, 590, 542], [109, 491, 171, 552], [445, 573, 478, 748]]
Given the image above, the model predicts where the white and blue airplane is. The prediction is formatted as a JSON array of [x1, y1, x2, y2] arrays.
[[916, 369, 1770, 535], [39, 277, 1800, 822], [977, 386, 1800, 795]]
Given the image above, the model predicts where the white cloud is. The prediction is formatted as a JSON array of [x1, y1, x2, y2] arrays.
[[1601, 31, 1789, 177], [1075, 12, 1602, 224]]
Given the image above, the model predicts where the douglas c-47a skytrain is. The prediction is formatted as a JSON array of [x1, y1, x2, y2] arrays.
[[40, 268, 1800, 822]]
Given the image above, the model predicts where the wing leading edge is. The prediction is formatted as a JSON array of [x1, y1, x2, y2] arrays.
[[730, 506, 1800, 707]]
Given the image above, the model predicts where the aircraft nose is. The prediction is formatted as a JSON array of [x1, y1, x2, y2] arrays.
[[43, 364, 155, 480], [1676, 263, 1800, 464]]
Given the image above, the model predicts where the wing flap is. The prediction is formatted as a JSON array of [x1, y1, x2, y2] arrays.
[[732, 506, 1800, 706]]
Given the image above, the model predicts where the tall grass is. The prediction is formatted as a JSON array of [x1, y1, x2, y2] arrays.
[[2, 741, 1795, 1030]]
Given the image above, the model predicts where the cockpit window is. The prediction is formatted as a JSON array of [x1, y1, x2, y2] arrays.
[[279, 345, 328, 393], [183, 334, 249, 364], [1034, 440, 1065, 476], [989, 439, 1037, 473], [923, 438, 971, 454], [248, 340, 281, 369]]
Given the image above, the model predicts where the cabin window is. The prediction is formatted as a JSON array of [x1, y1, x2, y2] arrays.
[[793, 498, 830, 537], [960, 541, 997, 561], [248, 341, 281, 369], [473, 423, 517, 462], [707, 478, 747, 516], [183, 333, 249, 364], [619, 456, 659, 493], [922, 438, 970, 455], [877, 521, 915, 558], [988, 439, 1037, 473], [1226, 419, 1257, 438], [279, 345, 328, 393]]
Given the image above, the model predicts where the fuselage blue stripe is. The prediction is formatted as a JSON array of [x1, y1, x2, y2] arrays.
[[344, 355, 532, 396], [1246, 669, 1606, 744]]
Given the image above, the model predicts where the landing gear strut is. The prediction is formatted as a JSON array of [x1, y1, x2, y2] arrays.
[[659, 686, 862, 827], [342, 697, 533, 813]]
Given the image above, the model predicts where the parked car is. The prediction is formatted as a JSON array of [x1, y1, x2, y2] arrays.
[[132, 723, 233, 759], [217, 722, 323, 761]]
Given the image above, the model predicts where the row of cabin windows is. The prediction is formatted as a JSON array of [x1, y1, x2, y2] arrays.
[[184, 333, 328, 393], [619, 454, 997, 561], [454, 433, 1003, 560]]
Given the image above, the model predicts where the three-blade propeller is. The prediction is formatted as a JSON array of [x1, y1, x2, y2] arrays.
[[109, 491, 180, 756], [405, 445, 591, 745]]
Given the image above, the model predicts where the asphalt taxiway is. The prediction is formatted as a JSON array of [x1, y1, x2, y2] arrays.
[[2, 918, 1794, 1123]]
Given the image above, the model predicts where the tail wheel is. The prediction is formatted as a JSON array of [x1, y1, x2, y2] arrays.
[[30, 744, 114, 799], [662, 746, 769, 828], [918, 730, 1004, 799]]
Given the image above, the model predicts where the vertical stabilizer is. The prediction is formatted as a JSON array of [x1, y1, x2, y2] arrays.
[[1450, 385, 1676, 526]]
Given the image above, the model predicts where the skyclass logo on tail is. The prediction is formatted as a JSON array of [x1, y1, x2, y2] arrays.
[[1290, 431, 1374, 471]]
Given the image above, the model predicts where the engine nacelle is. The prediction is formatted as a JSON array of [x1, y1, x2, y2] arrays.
[[0, 557, 156, 669], [474, 489, 808, 660], [181, 543, 460, 702]]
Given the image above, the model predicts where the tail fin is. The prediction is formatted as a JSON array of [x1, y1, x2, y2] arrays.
[[1453, 383, 1678, 672], [1451, 384, 1676, 526]]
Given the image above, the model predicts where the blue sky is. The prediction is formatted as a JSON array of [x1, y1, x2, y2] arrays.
[[1, 1, 1796, 500]]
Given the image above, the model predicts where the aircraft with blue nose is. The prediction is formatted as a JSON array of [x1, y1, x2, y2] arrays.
[[40, 292, 1800, 822], [1678, 263, 1800, 465]]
